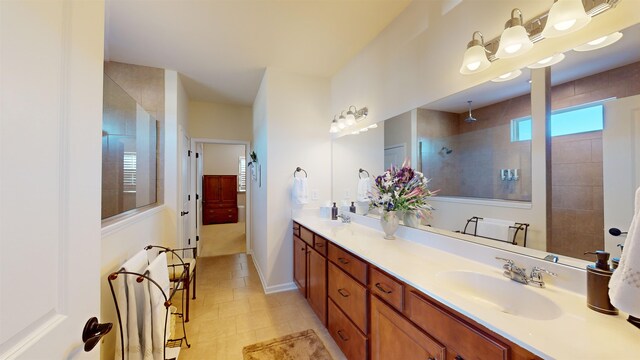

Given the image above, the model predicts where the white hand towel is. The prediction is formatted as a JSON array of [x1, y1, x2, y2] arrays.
[[292, 177, 309, 205], [609, 187, 640, 317], [114, 250, 148, 360], [476, 219, 512, 242], [143, 254, 171, 360], [357, 178, 371, 202]]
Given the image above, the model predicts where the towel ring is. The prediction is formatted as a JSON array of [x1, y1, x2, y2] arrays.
[[358, 168, 370, 179], [294, 167, 308, 178]]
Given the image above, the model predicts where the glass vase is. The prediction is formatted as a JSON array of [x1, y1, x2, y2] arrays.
[[380, 210, 400, 240], [403, 210, 420, 228]]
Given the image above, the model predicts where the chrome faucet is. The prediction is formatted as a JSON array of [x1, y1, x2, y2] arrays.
[[529, 266, 557, 288], [495, 257, 557, 287], [337, 213, 351, 223], [496, 257, 528, 284]]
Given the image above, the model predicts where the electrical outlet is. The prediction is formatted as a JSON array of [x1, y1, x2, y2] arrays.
[[311, 189, 319, 200], [344, 189, 351, 199]]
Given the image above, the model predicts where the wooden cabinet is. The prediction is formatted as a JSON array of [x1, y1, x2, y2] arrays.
[[292, 221, 541, 360], [308, 244, 327, 325], [202, 175, 238, 224], [370, 295, 445, 360], [293, 235, 307, 297], [293, 222, 327, 325], [405, 289, 509, 360]]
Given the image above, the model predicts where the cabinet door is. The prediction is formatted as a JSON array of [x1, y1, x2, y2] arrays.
[[220, 175, 238, 205], [308, 247, 327, 325], [293, 236, 307, 297], [371, 296, 445, 360], [202, 175, 221, 203]]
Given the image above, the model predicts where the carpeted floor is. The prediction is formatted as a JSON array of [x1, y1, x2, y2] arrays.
[[200, 221, 246, 257], [242, 329, 333, 360]]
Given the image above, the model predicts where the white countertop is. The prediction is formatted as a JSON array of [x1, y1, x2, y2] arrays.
[[292, 214, 640, 360]]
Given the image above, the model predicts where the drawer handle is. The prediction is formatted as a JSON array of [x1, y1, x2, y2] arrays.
[[427, 358, 435, 360], [375, 282, 393, 294], [337, 288, 350, 298], [337, 257, 350, 265], [337, 330, 349, 342], [316, 243, 324, 247], [455, 356, 464, 360]]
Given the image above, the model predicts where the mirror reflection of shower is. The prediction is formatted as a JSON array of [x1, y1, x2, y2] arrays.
[[439, 146, 453, 155], [465, 100, 477, 123]]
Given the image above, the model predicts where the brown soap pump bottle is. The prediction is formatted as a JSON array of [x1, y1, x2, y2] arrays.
[[584, 250, 618, 315]]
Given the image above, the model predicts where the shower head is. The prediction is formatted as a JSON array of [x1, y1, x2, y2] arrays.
[[440, 146, 453, 154], [465, 100, 477, 123]]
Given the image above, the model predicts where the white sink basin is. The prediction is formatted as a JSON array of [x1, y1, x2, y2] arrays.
[[436, 270, 563, 321]]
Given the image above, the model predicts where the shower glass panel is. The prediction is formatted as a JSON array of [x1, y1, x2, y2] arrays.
[[102, 73, 158, 219]]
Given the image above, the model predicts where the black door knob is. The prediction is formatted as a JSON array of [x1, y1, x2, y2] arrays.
[[82, 317, 112, 352], [181, 211, 190, 216]]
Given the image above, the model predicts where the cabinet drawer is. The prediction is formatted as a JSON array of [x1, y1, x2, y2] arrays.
[[293, 222, 301, 238], [204, 207, 238, 224], [328, 243, 367, 284], [328, 299, 367, 360], [313, 234, 328, 257], [370, 267, 404, 312], [328, 263, 368, 334], [300, 226, 314, 246], [406, 290, 508, 360], [370, 296, 445, 360]]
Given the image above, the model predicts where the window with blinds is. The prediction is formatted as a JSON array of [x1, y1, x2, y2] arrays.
[[238, 156, 246, 192], [123, 151, 137, 193]]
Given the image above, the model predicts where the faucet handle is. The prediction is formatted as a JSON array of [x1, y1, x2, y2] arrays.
[[495, 257, 514, 265], [531, 266, 557, 277]]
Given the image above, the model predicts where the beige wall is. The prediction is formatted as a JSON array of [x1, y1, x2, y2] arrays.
[[189, 100, 253, 141], [203, 143, 247, 206]]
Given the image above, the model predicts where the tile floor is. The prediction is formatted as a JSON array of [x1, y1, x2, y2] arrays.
[[176, 253, 346, 359], [199, 222, 247, 257]]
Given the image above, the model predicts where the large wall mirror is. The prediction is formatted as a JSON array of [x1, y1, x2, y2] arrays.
[[331, 22, 640, 268]]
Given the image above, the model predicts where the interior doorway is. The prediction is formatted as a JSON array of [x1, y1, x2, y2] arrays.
[[192, 139, 251, 257]]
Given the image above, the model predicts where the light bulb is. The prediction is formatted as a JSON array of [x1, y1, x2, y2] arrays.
[[527, 53, 565, 69], [505, 43, 522, 54], [554, 19, 576, 31], [329, 122, 339, 133], [368, 123, 378, 129], [588, 36, 607, 46], [466, 61, 481, 71], [538, 56, 553, 64]]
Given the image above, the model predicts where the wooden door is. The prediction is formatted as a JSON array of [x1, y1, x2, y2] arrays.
[[370, 296, 445, 360], [0, 1, 104, 357], [293, 236, 307, 297], [308, 248, 327, 325]]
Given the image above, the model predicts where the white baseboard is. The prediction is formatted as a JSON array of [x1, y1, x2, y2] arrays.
[[250, 254, 298, 294]]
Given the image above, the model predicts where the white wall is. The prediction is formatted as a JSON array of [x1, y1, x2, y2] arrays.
[[100, 70, 186, 360], [189, 100, 253, 141], [251, 68, 331, 292]]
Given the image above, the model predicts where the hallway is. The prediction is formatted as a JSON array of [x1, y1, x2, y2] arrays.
[[199, 222, 247, 257], [180, 253, 345, 359]]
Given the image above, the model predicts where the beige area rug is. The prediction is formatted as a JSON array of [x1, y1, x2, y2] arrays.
[[200, 221, 246, 257], [242, 329, 333, 360]]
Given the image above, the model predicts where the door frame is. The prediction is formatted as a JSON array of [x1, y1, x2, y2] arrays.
[[191, 138, 252, 255]]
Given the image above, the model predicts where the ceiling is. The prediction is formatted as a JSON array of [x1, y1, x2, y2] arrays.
[[105, 0, 411, 105], [424, 23, 640, 113]]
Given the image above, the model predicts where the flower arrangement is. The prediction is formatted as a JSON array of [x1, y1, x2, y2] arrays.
[[369, 161, 436, 219]]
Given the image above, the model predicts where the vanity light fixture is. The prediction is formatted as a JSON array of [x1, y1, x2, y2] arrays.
[[491, 69, 522, 83], [459, 31, 491, 75], [359, 127, 369, 133], [542, 0, 591, 38], [329, 116, 340, 133], [527, 53, 566, 69], [495, 9, 534, 59], [573, 31, 623, 51], [368, 123, 378, 129], [337, 114, 347, 129]]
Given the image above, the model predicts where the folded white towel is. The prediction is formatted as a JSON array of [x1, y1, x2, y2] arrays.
[[143, 254, 171, 360], [357, 178, 371, 202], [292, 177, 309, 205], [476, 218, 512, 242], [114, 250, 148, 360], [609, 187, 640, 317]]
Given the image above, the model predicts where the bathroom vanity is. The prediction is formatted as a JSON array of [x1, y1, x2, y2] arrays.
[[292, 215, 640, 360]]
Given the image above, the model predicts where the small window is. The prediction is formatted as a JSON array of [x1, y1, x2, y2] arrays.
[[123, 151, 137, 193], [511, 103, 605, 142], [238, 156, 246, 192]]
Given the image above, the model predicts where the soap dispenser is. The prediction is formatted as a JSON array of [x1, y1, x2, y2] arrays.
[[331, 202, 338, 220], [584, 250, 618, 315], [349, 202, 356, 213]]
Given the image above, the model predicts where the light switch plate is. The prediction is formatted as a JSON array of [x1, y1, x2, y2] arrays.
[[311, 189, 319, 200]]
